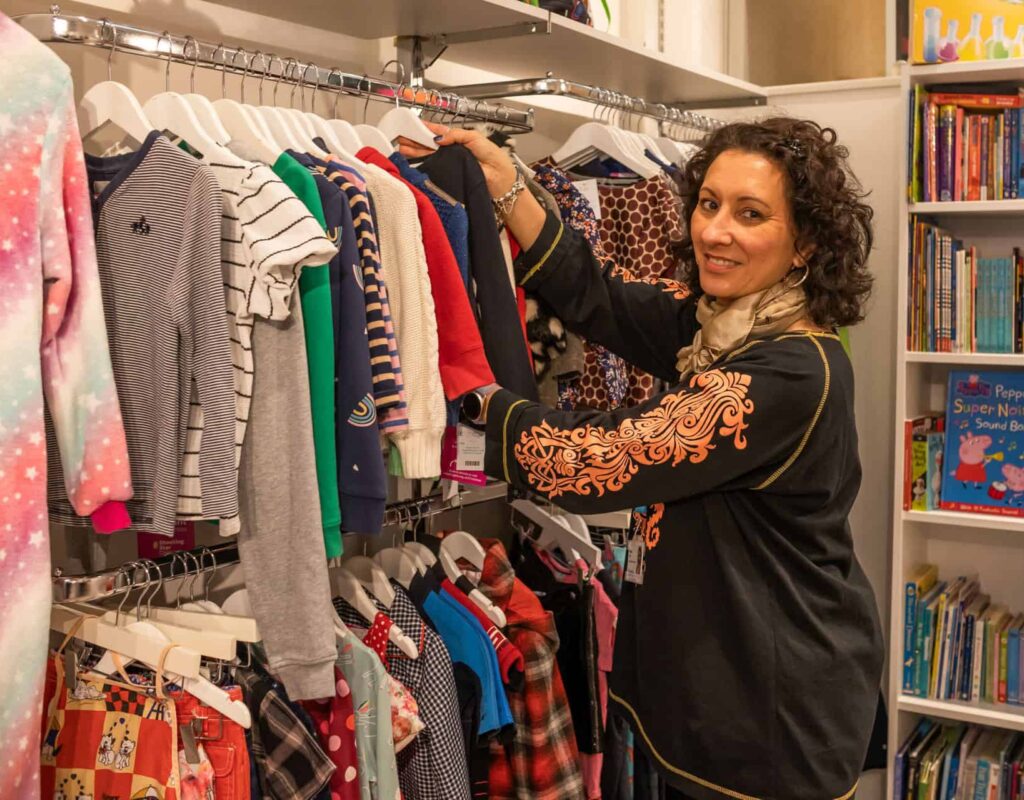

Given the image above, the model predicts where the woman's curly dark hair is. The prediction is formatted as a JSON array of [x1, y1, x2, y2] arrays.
[[677, 117, 874, 328]]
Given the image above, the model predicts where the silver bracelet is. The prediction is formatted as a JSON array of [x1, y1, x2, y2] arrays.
[[492, 168, 526, 220]]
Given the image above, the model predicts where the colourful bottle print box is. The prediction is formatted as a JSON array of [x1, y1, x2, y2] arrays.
[[914, 0, 1024, 64], [940, 370, 1024, 516]]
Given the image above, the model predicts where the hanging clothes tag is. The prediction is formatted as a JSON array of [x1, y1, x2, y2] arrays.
[[63, 649, 78, 694], [573, 179, 603, 220], [180, 722, 201, 765], [625, 534, 646, 585], [441, 425, 487, 486], [456, 425, 486, 472]]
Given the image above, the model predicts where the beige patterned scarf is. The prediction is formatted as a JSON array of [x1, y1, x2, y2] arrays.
[[675, 278, 809, 380]]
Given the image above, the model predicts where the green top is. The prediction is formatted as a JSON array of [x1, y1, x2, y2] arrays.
[[272, 152, 342, 557]]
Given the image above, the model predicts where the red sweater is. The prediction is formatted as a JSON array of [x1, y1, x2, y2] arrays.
[[357, 147, 494, 399]]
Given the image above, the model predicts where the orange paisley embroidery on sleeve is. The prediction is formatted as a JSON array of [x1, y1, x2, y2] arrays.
[[632, 503, 665, 550], [514, 369, 754, 499], [608, 263, 690, 300]]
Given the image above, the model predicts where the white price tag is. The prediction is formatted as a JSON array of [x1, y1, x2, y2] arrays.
[[573, 179, 602, 220], [625, 535, 646, 585], [456, 424, 486, 473]]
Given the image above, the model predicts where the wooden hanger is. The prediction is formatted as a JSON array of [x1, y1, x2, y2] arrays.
[[78, 21, 152, 147]]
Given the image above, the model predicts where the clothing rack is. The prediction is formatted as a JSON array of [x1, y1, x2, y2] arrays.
[[446, 75, 723, 137], [16, 9, 534, 132], [51, 484, 508, 605]]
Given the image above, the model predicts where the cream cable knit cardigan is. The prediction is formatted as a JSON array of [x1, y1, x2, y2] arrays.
[[359, 162, 446, 478]]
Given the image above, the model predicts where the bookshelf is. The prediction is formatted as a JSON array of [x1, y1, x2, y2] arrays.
[[890, 63, 1024, 800], [902, 509, 1024, 533], [910, 199, 1024, 215], [906, 351, 1024, 365], [898, 696, 1024, 733]]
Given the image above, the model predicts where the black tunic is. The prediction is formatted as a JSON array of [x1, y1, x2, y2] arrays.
[[482, 211, 884, 800]]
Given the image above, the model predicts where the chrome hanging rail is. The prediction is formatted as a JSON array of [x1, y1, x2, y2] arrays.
[[51, 484, 508, 604], [16, 9, 534, 132], [445, 75, 723, 137]]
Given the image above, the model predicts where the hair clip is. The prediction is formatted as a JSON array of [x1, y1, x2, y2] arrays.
[[779, 138, 806, 158]]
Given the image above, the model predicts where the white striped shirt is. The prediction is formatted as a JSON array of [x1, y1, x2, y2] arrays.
[[175, 158, 337, 529]]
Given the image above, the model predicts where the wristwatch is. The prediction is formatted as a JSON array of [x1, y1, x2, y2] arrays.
[[462, 385, 499, 425]]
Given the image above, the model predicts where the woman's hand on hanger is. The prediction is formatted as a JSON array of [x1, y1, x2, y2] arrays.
[[402, 121, 547, 251], [400, 121, 518, 198]]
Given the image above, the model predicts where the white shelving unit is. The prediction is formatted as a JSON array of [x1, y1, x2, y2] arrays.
[[204, 0, 764, 105], [911, 200, 1024, 216], [889, 62, 1024, 800]]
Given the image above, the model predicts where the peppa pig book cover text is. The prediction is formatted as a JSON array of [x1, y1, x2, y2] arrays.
[[941, 370, 1024, 516]]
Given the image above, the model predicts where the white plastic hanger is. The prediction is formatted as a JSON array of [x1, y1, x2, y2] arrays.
[[60, 563, 251, 727], [403, 541, 436, 571], [330, 565, 419, 658], [207, 46, 280, 164], [355, 124, 394, 155], [554, 122, 659, 179], [553, 91, 659, 179], [92, 618, 251, 728], [252, 55, 307, 151], [439, 532, 507, 627], [179, 38, 233, 146], [150, 552, 261, 642], [79, 23, 152, 146], [317, 68, 368, 158], [71, 561, 238, 660], [50, 605, 201, 678], [376, 79, 438, 151], [342, 555, 396, 608], [374, 547, 420, 589], [280, 60, 325, 154], [143, 36, 246, 166], [512, 499, 602, 570]]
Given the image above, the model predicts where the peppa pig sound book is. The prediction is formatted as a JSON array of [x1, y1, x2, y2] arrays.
[[941, 370, 1024, 517]]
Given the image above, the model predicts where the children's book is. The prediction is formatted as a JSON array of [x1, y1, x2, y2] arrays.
[[941, 372, 1024, 517], [905, 563, 940, 694]]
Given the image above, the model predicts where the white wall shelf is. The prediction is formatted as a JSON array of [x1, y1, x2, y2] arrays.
[[902, 509, 1024, 532], [905, 352, 1024, 366], [898, 696, 1024, 732], [911, 200, 1024, 216], [206, 0, 764, 105], [910, 58, 1024, 86]]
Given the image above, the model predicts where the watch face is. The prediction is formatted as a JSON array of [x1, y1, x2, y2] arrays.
[[462, 392, 483, 422]]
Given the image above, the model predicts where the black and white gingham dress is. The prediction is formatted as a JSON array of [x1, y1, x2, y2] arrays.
[[335, 584, 471, 800]]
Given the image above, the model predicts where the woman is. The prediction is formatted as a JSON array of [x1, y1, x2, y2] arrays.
[[422, 117, 884, 799]]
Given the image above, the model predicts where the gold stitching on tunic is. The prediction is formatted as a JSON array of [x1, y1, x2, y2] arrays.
[[754, 334, 830, 490], [607, 691, 858, 800], [513, 369, 754, 499], [518, 224, 564, 286], [501, 400, 529, 483]]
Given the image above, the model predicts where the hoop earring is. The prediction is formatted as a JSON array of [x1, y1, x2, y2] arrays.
[[786, 265, 809, 288]]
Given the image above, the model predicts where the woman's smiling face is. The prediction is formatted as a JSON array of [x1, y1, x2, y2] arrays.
[[689, 149, 807, 300]]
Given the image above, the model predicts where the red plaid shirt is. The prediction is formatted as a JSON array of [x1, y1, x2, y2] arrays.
[[479, 539, 585, 800]]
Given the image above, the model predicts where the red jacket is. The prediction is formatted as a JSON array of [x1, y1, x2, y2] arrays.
[[357, 147, 494, 399]]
